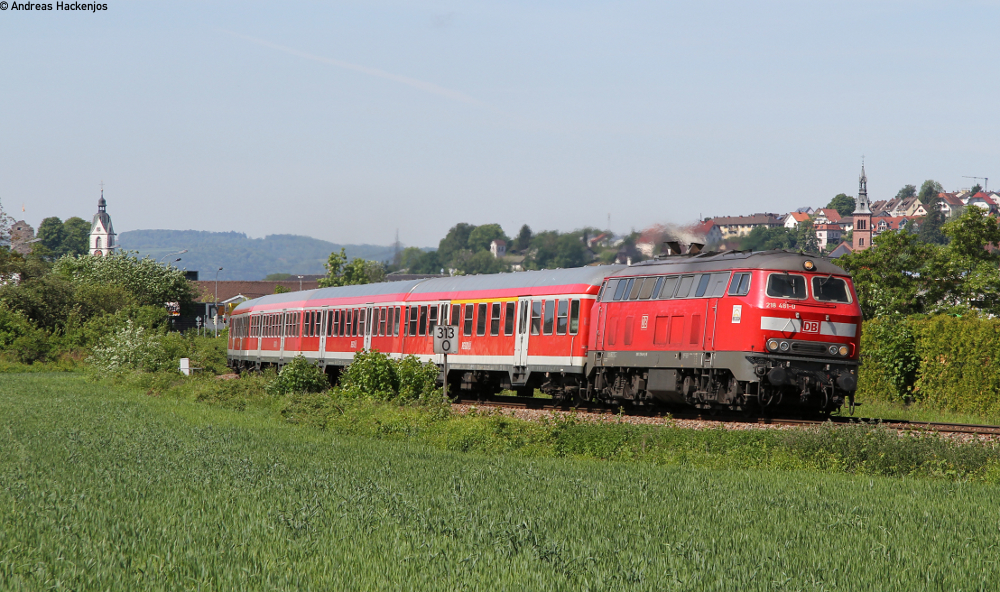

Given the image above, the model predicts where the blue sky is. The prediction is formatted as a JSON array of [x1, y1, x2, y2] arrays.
[[1, 0, 997, 248]]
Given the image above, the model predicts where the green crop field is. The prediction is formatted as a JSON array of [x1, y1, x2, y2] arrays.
[[2, 373, 999, 590]]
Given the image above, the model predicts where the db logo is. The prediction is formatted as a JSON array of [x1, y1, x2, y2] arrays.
[[802, 320, 820, 333]]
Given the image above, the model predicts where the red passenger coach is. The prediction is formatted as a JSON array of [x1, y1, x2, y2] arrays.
[[227, 249, 861, 413], [227, 267, 625, 395]]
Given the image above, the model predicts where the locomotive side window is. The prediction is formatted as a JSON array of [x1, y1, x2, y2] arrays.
[[504, 302, 516, 335], [658, 276, 679, 299], [569, 299, 580, 334], [543, 299, 555, 334], [603, 279, 620, 301], [613, 279, 629, 301], [490, 303, 502, 336], [706, 273, 731, 297], [463, 304, 474, 336], [641, 277, 662, 300], [675, 275, 695, 298], [628, 279, 644, 300], [477, 303, 488, 336], [813, 276, 851, 303], [556, 300, 569, 334], [767, 273, 807, 299], [531, 301, 542, 335], [728, 272, 752, 296], [694, 274, 712, 297]]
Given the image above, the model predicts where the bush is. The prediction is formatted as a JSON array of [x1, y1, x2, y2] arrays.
[[338, 350, 440, 403], [268, 355, 329, 395], [857, 317, 919, 403], [87, 319, 169, 374]]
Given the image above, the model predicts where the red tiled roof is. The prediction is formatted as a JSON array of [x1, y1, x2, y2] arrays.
[[814, 209, 842, 222], [788, 212, 811, 222], [192, 280, 320, 303]]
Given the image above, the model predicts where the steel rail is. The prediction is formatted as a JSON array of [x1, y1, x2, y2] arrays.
[[453, 395, 1000, 436]]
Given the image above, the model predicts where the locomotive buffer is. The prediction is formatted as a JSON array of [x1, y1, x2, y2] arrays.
[[434, 325, 459, 399]]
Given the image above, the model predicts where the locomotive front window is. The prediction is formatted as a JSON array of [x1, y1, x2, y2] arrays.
[[813, 276, 852, 303], [569, 299, 580, 334], [728, 272, 752, 296], [767, 273, 807, 299]]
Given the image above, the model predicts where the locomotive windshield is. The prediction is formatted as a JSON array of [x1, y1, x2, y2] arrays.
[[812, 276, 852, 303], [766, 273, 807, 299]]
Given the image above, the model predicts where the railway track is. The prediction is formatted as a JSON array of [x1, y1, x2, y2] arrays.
[[453, 394, 1000, 436]]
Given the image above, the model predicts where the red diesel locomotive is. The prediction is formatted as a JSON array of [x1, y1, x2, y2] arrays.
[[227, 249, 861, 412]]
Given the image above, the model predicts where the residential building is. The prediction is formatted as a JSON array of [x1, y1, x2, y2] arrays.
[[689, 220, 722, 245], [934, 193, 964, 216], [711, 213, 782, 240], [814, 223, 842, 251], [872, 216, 921, 236], [784, 212, 810, 229], [966, 192, 997, 213], [490, 239, 506, 258], [812, 208, 843, 226]]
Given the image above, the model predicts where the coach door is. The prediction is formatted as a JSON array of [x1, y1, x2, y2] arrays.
[[254, 313, 263, 365], [279, 309, 288, 364], [514, 298, 531, 367], [363, 304, 374, 350], [318, 306, 329, 364]]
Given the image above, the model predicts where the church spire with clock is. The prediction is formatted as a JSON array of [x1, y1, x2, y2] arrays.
[[89, 188, 117, 256]]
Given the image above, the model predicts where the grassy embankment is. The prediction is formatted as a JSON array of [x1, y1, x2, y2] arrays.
[[2, 372, 1000, 590]]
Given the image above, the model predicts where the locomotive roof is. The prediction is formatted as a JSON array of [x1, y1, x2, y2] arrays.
[[610, 250, 848, 277]]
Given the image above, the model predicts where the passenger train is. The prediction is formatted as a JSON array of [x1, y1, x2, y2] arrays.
[[227, 249, 861, 412]]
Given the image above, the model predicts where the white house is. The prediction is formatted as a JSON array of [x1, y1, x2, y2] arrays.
[[490, 239, 506, 258]]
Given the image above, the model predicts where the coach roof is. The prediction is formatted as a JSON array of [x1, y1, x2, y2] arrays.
[[407, 265, 627, 295], [611, 250, 848, 277], [232, 279, 427, 313]]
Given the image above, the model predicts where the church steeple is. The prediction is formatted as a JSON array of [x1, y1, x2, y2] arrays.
[[852, 160, 873, 251], [90, 185, 116, 256]]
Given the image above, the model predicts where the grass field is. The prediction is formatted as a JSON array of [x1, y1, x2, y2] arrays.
[[2, 373, 1000, 590]]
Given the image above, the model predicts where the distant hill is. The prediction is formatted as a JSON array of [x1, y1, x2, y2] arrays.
[[117, 230, 421, 281]]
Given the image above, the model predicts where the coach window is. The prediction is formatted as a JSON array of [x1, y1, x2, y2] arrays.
[[476, 303, 488, 336], [490, 303, 502, 336], [408, 306, 418, 336], [380, 308, 388, 336], [602, 279, 619, 301], [694, 274, 713, 297], [531, 301, 542, 335], [543, 299, 555, 335], [504, 302, 516, 335], [417, 306, 427, 336], [569, 300, 580, 334], [428, 305, 438, 333], [393, 307, 401, 336], [451, 304, 460, 328], [461, 304, 472, 336], [360, 309, 369, 336], [556, 300, 569, 335], [766, 273, 807, 299], [519, 301, 529, 334], [729, 273, 751, 296]]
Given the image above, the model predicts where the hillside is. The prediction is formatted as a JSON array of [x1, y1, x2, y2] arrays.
[[117, 230, 410, 280]]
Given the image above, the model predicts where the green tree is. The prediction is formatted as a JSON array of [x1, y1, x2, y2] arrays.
[[36, 217, 67, 257], [918, 180, 944, 204], [437, 223, 476, 266], [970, 184, 983, 195], [923, 206, 1000, 314], [456, 250, 508, 275], [513, 224, 533, 252], [466, 224, 507, 253], [274, 285, 290, 294], [917, 198, 948, 245], [317, 248, 383, 287], [62, 217, 90, 256], [827, 194, 856, 217], [838, 230, 933, 318], [895, 184, 917, 199], [0, 198, 14, 247], [52, 251, 194, 308], [398, 247, 441, 274], [264, 273, 293, 281]]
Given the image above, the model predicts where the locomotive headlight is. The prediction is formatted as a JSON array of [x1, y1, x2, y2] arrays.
[[779, 341, 790, 352], [828, 345, 839, 355], [803, 260, 816, 271], [767, 339, 779, 351], [838, 345, 849, 356]]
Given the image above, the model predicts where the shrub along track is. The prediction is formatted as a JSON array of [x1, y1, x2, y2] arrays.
[[453, 393, 1000, 437]]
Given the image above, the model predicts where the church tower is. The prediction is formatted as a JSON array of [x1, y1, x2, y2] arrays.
[[852, 162, 872, 251], [89, 189, 117, 256]]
